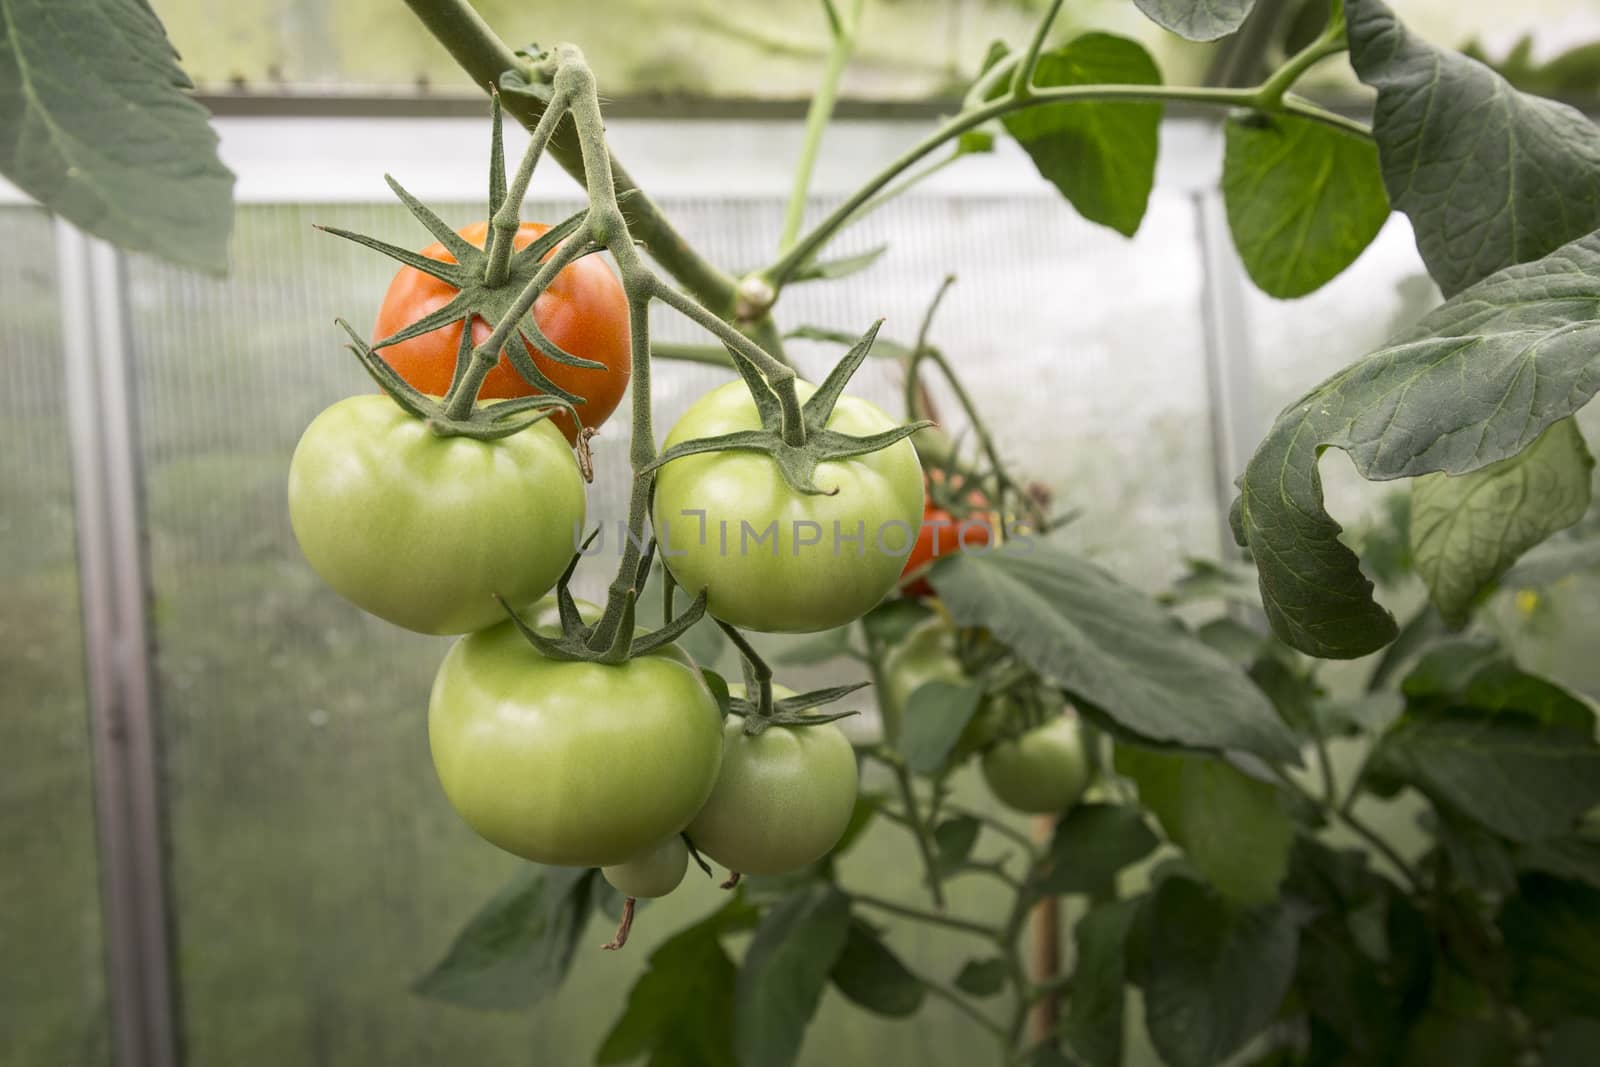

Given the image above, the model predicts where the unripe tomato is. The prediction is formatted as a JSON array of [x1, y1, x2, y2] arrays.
[[653, 380, 924, 633], [879, 617, 965, 744], [686, 687, 860, 876], [428, 619, 723, 867], [373, 220, 630, 443], [603, 836, 689, 898], [287, 394, 585, 635], [981, 715, 1091, 814]]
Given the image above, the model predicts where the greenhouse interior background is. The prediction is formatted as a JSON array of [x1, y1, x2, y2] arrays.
[[5, 1, 1600, 1065]]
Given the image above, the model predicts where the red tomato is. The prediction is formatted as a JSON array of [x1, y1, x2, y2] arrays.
[[372, 220, 630, 443], [900, 475, 995, 597]]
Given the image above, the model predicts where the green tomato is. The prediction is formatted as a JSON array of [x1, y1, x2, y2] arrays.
[[428, 618, 723, 867], [879, 617, 965, 745], [603, 835, 689, 898], [652, 380, 924, 634], [687, 686, 860, 876], [981, 715, 1091, 814], [288, 394, 585, 635]]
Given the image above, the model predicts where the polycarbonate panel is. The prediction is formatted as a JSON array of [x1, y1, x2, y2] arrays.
[[120, 180, 1220, 1066], [0, 210, 113, 1066]]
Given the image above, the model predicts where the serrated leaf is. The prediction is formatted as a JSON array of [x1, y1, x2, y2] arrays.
[[1035, 803, 1160, 896], [597, 897, 756, 1066], [1222, 113, 1390, 299], [1137, 876, 1301, 1067], [1411, 418, 1594, 627], [1115, 747, 1294, 905], [1230, 230, 1600, 659], [932, 547, 1300, 762], [900, 680, 984, 774], [954, 957, 1008, 997], [736, 885, 852, 1067], [829, 919, 925, 1017], [1346, 0, 1600, 297], [413, 865, 599, 1010], [998, 33, 1163, 237], [1369, 710, 1600, 842], [0, 0, 234, 272], [1498, 875, 1600, 1024], [1061, 898, 1141, 1067], [1132, 0, 1255, 42]]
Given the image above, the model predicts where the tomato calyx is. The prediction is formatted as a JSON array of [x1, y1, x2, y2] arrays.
[[728, 681, 868, 736], [644, 320, 932, 495], [497, 533, 710, 664]]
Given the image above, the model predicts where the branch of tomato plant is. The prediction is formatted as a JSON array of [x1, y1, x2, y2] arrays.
[[1254, 0, 1348, 111], [404, 0, 796, 359], [756, 59, 1370, 295], [1266, 759, 1423, 892], [850, 889, 1003, 939], [776, 0, 866, 255], [1008, 0, 1065, 100]]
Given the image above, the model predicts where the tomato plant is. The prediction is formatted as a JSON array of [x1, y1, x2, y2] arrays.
[[653, 379, 925, 633], [428, 617, 723, 867], [373, 219, 630, 443], [287, 393, 585, 634]]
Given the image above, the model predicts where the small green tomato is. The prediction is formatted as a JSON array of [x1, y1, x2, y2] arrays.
[[602, 835, 689, 898]]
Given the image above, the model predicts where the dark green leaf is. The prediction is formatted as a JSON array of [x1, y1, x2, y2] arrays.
[[1411, 419, 1594, 627], [934, 816, 981, 875], [998, 34, 1163, 237], [703, 669, 731, 719], [1369, 710, 1600, 842], [900, 680, 985, 774], [1436, 810, 1519, 894], [1499, 876, 1600, 1024], [736, 885, 852, 1067], [861, 597, 936, 645], [1137, 876, 1301, 1067], [790, 245, 888, 284], [954, 957, 1009, 997], [1515, 837, 1600, 890], [1061, 898, 1141, 1067], [1402, 639, 1595, 731], [1036, 803, 1160, 896], [1222, 113, 1389, 298], [597, 897, 757, 1066], [1230, 230, 1600, 659], [932, 547, 1300, 762], [0, 0, 235, 272], [1347, 0, 1600, 297], [829, 920, 925, 1017], [413, 865, 599, 1010], [1116, 747, 1294, 904], [1133, 0, 1255, 42]]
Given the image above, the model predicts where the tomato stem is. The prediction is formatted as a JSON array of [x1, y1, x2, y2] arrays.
[[483, 89, 570, 289]]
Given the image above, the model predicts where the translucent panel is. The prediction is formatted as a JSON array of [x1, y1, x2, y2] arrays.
[[123, 183, 1217, 1064], [0, 211, 112, 1066]]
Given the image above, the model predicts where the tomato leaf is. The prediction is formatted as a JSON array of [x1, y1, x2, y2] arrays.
[[1115, 747, 1294, 904], [412, 865, 601, 1010], [1135, 875, 1302, 1067], [735, 884, 852, 1067], [1401, 638, 1596, 731], [997, 34, 1163, 237], [1411, 418, 1594, 627], [596, 896, 757, 1066], [1221, 113, 1389, 298], [1230, 230, 1600, 659], [931, 547, 1301, 763], [1497, 876, 1600, 1024], [899, 680, 984, 774], [789, 245, 888, 284], [1367, 710, 1600, 842], [1061, 898, 1142, 1067], [0, 0, 234, 272], [953, 957, 1008, 997], [1034, 803, 1159, 896], [1347, 0, 1600, 298], [1132, 0, 1256, 42], [1515, 837, 1600, 890], [829, 919, 925, 1017], [933, 815, 982, 875]]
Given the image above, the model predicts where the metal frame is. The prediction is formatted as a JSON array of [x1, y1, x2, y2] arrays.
[[57, 223, 180, 1067]]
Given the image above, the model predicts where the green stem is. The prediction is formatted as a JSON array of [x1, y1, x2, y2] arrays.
[[923, 978, 1008, 1040], [849, 891, 1000, 939], [940, 804, 1038, 857], [1268, 761, 1422, 891], [484, 92, 570, 288], [761, 83, 1370, 291], [778, 0, 864, 252], [651, 342, 736, 367], [1254, 0, 1347, 110], [715, 619, 774, 718], [402, 0, 737, 309], [1009, 0, 1065, 99], [891, 758, 947, 909]]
